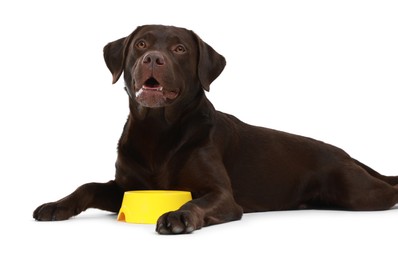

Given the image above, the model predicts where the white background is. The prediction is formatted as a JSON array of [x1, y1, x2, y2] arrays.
[[1, 0, 397, 259]]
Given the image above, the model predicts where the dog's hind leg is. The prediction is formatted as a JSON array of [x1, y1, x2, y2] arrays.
[[353, 159, 398, 186], [329, 162, 398, 211]]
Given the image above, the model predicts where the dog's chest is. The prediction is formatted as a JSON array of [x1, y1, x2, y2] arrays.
[[117, 112, 212, 190], [118, 131, 191, 189]]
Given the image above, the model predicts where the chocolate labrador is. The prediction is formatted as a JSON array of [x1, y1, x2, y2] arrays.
[[33, 25, 398, 234]]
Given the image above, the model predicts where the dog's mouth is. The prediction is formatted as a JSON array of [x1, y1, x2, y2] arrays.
[[134, 77, 179, 107], [142, 77, 163, 91], [136, 77, 179, 98]]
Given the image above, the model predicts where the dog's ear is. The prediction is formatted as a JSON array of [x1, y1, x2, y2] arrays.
[[194, 32, 226, 91], [103, 37, 128, 84], [103, 27, 141, 84]]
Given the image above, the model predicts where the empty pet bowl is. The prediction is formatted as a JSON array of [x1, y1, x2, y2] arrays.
[[117, 190, 192, 224]]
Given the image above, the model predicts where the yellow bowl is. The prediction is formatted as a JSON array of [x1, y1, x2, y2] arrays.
[[117, 190, 192, 224]]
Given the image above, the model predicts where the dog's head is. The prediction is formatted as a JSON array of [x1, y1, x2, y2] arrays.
[[103, 25, 226, 108]]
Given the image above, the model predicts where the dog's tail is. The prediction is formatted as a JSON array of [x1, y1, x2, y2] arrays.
[[353, 158, 398, 186]]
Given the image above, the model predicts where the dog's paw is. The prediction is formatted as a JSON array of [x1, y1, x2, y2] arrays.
[[33, 202, 78, 221], [156, 210, 202, 234]]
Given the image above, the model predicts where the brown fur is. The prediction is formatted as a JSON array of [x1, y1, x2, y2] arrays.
[[33, 25, 398, 234]]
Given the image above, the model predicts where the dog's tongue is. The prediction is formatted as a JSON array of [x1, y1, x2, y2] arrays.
[[136, 86, 178, 100], [143, 85, 162, 91]]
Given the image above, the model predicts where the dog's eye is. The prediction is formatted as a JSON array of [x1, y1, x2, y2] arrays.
[[173, 44, 186, 54], [136, 40, 147, 49]]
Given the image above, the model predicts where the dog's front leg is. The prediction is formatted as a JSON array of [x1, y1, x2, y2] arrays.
[[33, 180, 124, 221], [156, 150, 243, 234], [156, 190, 243, 234]]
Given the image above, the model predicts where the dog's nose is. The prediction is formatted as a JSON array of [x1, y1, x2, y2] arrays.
[[142, 51, 165, 66]]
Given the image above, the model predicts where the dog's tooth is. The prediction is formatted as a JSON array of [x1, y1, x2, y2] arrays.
[[136, 88, 143, 97], [159, 87, 163, 91]]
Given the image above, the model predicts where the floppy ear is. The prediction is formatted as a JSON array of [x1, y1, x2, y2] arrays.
[[103, 37, 127, 84], [103, 27, 141, 84], [194, 33, 226, 91]]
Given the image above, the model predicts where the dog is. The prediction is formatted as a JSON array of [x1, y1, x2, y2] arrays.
[[33, 24, 398, 234]]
